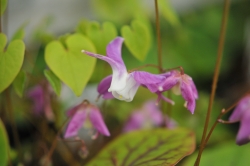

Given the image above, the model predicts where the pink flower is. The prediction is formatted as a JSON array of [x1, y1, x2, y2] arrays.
[[229, 95, 250, 145], [27, 85, 54, 121], [64, 101, 110, 138], [83, 37, 198, 114], [123, 101, 177, 132]]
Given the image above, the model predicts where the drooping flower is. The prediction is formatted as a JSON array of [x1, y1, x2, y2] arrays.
[[123, 100, 177, 132], [64, 100, 110, 138], [27, 84, 54, 121], [229, 95, 250, 145], [83, 37, 166, 102], [83, 37, 198, 113], [158, 70, 198, 114]]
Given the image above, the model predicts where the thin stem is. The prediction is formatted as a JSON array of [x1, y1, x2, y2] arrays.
[[194, 0, 230, 165], [43, 119, 69, 166], [154, 0, 163, 73], [203, 96, 243, 146]]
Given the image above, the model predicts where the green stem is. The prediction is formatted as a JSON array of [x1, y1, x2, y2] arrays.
[[194, 0, 230, 165], [154, 0, 163, 73]]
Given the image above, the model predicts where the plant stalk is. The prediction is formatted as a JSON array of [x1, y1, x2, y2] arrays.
[[194, 0, 230, 165]]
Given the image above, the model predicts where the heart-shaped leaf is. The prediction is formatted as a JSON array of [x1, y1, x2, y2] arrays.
[[13, 70, 27, 97], [85, 21, 117, 55], [0, 33, 25, 93], [87, 128, 195, 166], [44, 69, 61, 96], [0, 0, 7, 16], [0, 119, 9, 166], [45, 34, 96, 96], [121, 20, 151, 61]]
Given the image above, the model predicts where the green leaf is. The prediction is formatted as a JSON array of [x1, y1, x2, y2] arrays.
[[0, 33, 25, 93], [86, 21, 117, 55], [158, 0, 180, 27], [0, 0, 7, 16], [12, 70, 27, 97], [45, 34, 96, 96], [75, 19, 89, 35], [11, 23, 27, 41], [184, 141, 250, 165], [0, 119, 9, 166], [44, 69, 61, 96], [87, 128, 195, 166], [91, 0, 141, 25], [121, 20, 151, 61]]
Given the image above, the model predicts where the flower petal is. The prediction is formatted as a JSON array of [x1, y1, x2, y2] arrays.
[[229, 95, 250, 122], [64, 109, 87, 138], [123, 111, 145, 132], [112, 74, 140, 102], [97, 75, 114, 99], [143, 101, 163, 125], [132, 71, 166, 92], [181, 81, 196, 114], [89, 106, 110, 136], [82, 37, 128, 92], [159, 74, 179, 92], [236, 111, 250, 145]]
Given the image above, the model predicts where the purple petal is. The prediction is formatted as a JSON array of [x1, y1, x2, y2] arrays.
[[143, 101, 163, 126], [82, 37, 125, 71], [132, 71, 166, 92], [123, 111, 145, 132], [156, 92, 175, 105], [190, 79, 198, 99], [82, 37, 128, 92], [159, 74, 179, 92], [181, 80, 196, 114], [97, 75, 114, 99], [236, 111, 250, 145], [89, 106, 110, 136], [64, 109, 87, 138], [229, 95, 250, 122], [66, 103, 85, 117], [106, 37, 125, 65]]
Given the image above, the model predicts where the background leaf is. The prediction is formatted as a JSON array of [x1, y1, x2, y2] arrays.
[[11, 23, 27, 41], [0, 0, 7, 16], [44, 69, 61, 96], [45, 34, 96, 96], [85, 21, 117, 55], [13, 70, 27, 97], [121, 20, 151, 61], [158, 0, 180, 27], [0, 119, 9, 166], [184, 141, 250, 166], [87, 128, 195, 166], [0, 33, 25, 93]]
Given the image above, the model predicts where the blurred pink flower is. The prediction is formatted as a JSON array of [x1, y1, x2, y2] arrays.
[[27, 84, 54, 121], [64, 101, 110, 139], [229, 95, 250, 145], [123, 101, 177, 132]]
